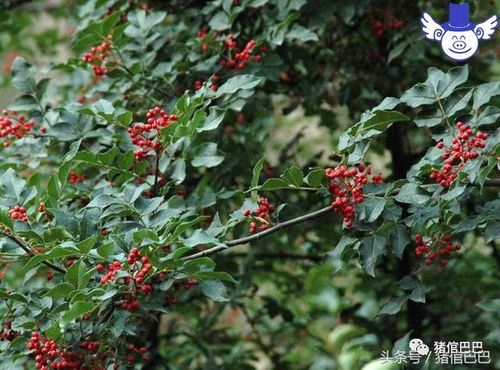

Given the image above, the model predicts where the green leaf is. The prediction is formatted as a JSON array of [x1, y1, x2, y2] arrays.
[[379, 296, 408, 316], [0, 210, 14, 229], [76, 235, 98, 254], [251, 157, 265, 189], [181, 230, 221, 247], [217, 75, 263, 95], [485, 222, 500, 243], [259, 178, 288, 190], [44, 283, 75, 298], [0, 168, 27, 201], [200, 280, 229, 302], [8, 94, 38, 111], [444, 89, 473, 117], [65, 260, 90, 289], [414, 108, 443, 128], [436, 65, 468, 99], [11, 57, 36, 94], [47, 174, 61, 199], [400, 83, 436, 107], [103, 12, 121, 35], [61, 301, 96, 324], [477, 106, 500, 126], [209, 11, 230, 31], [286, 24, 319, 42], [182, 257, 216, 273], [327, 236, 359, 273], [116, 111, 133, 126], [304, 168, 325, 187], [191, 143, 224, 168], [194, 271, 236, 283], [359, 234, 386, 276], [473, 81, 500, 110], [282, 166, 303, 187], [372, 97, 400, 111], [25, 246, 78, 270], [359, 198, 385, 223], [441, 186, 466, 201], [389, 225, 410, 259], [395, 183, 430, 205], [197, 107, 225, 132], [477, 299, 500, 313], [350, 111, 409, 143]]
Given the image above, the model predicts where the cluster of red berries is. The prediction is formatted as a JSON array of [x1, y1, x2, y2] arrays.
[[197, 28, 217, 52], [27, 332, 111, 370], [163, 277, 199, 306], [194, 74, 220, 92], [415, 234, 461, 267], [243, 197, 274, 233], [79, 340, 100, 354], [98, 248, 153, 311], [370, 19, 405, 37], [125, 343, 149, 364], [0, 109, 35, 146], [28, 332, 84, 370], [68, 171, 86, 184], [98, 260, 122, 284], [221, 35, 261, 70], [370, 10, 406, 38], [326, 164, 383, 228], [0, 320, 17, 341], [9, 205, 28, 222], [82, 36, 113, 76], [128, 107, 178, 161], [430, 122, 488, 187]]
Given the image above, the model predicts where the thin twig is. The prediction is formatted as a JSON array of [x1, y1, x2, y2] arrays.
[[181, 179, 499, 261], [0, 232, 66, 273], [153, 153, 160, 196], [229, 252, 324, 262], [181, 206, 332, 261]]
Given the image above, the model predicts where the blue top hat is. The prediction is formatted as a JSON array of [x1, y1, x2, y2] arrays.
[[441, 3, 475, 31]]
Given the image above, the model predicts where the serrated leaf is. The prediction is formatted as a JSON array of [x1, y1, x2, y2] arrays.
[[217, 75, 263, 95], [395, 183, 430, 205], [259, 178, 288, 190], [11, 57, 36, 94], [282, 166, 303, 187], [359, 234, 386, 276], [473, 81, 500, 110], [379, 296, 408, 316], [390, 225, 410, 259], [200, 280, 229, 302]]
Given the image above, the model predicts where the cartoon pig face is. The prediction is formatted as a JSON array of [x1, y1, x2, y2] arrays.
[[421, 12, 498, 62], [440, 30, 479, 61]]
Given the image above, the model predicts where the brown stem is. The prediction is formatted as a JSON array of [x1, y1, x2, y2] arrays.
[[181, 206, 332, 261], [0, 232, 66, 273]]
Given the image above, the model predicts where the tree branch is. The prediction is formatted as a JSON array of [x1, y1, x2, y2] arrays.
[[485, 179, 500, 187], [181, 206, 332, 261], [181, 178, 499, 261], [228, 252, 324, 262], [0, 232, 66, 273]]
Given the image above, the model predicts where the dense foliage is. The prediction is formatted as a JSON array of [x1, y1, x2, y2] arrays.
[[0, 1, 499, 369]]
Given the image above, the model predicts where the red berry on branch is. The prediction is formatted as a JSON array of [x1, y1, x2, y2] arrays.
[[430, 122, 488, 187]]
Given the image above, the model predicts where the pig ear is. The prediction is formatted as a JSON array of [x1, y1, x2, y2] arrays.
[[421, 13, 444, 41], [475, 15, 498, 40]]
